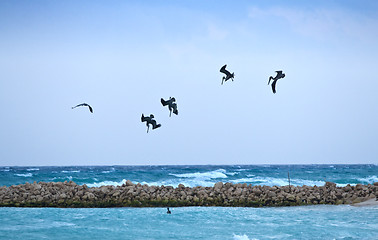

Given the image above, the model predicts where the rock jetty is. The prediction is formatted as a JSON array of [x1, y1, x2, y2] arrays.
[[0, 181, 377, 208]]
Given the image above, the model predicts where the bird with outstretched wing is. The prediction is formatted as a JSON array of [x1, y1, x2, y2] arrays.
[[72, 103, 93, 113]]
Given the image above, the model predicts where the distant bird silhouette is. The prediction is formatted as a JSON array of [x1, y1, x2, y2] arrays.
[[72, 103, 93, 113], [268, 70, 285, 94], [220, 64, 234, 85], [141, 114, 161, 133], [161, 97, 178, 117], [167, 207, 171, 214]]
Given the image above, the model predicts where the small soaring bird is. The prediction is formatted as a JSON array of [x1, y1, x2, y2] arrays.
[[72, 103, 93, 113], [141, 114, 161, 133], [161, 97, 178, 117], [220, 64, 234, 85], [268, 71, 285, 94]]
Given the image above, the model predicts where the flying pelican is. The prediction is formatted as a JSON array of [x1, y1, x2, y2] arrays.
[[268, 70, 285, 94], [161, 97, 178, 117], [220, 64, 234, 85], [72, 103, 93, 113], [141, 114, 161, 133]]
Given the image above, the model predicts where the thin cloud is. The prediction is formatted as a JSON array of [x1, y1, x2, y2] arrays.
[[248, 6, 378, 43], [207, 23, 229, 41]]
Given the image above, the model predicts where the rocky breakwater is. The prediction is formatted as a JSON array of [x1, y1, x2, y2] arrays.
[[0, 181, 377, 208]]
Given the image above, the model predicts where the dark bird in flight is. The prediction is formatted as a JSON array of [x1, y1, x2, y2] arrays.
[[141, 114, 161, 133], [220, 64, 234, 85], [167, 207, 171, 214], [268, 70, 285, 94], [72, 103, 93, 113], [161, 97, 178, 117]]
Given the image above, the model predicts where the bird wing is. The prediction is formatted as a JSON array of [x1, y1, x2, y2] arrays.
[[275, 70, 282, 76], [271, 80, 277, 94], [141, 114, 146, 122], [220, 64, 231, 75], [72, 103, 86, 109], [72, 103, 92, 112], [161, 98, 168, 106]]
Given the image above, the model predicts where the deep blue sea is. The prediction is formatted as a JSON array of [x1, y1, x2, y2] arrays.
[[0, 164, 377, 239]]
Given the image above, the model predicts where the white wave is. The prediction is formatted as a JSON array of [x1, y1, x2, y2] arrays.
[[86, 179, 126, 188], [235, 168, 249, 172], [140, 179, 216, 188], [101, 168, 115, 174], [61, 170, 80, 173], [233, 234, 256, 240], [27, 168, 39, 171], [357, 176, 378, 184], [336, 183, 356, 187], [15, 173, 32, 177], [170, 169, 228, 180], [293, 179, 325, 186], [230, 176, 325, 187], [227, 172, 239, 176], [51, 176, 73, 181]]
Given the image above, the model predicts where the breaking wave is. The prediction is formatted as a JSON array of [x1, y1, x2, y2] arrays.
[[15, 173, 33, 177], [27, 168, 39, 171], [230, 176, 325, 187], [86, 179, 127, 188], [169, 169, 228, 179], [357, 176, 378, 184]]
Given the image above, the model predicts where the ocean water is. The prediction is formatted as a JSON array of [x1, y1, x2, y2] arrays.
[[1, 164, 377, 188], [0, 165, 377, 239]]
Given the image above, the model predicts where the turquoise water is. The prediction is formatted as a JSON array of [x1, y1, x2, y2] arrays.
[[1, 165, 377, 187], [0, 205, 377, 239], [0, 165, 377, 239]]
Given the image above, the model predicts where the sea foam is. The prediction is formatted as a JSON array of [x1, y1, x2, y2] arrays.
[[233, 234, 254, 240], [230, 176, 325, 187], [169, 169, 228, 179], [86, 179, 127, 188], [15, 173, 33, 177], [357, 175, 378, 184], [26, 168, 39, 171]]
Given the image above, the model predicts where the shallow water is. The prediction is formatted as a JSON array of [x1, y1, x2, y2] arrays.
[[0, 205, 377, 240]]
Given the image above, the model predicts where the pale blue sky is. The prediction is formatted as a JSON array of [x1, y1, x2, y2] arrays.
[[1, 0, 377, 166]]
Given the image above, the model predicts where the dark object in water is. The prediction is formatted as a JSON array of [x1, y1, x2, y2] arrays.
[[167, 207, 171, 214], [220, 64, 234, 85], [141, 114, 161, 133], [161, 97, 178, 117], [268, 70, 285, 94], [72, 103, 93, 113]]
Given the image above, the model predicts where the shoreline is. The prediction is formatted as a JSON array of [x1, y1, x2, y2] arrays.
[[1, 181, 377, 208], [352, 198, 378, 207]]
